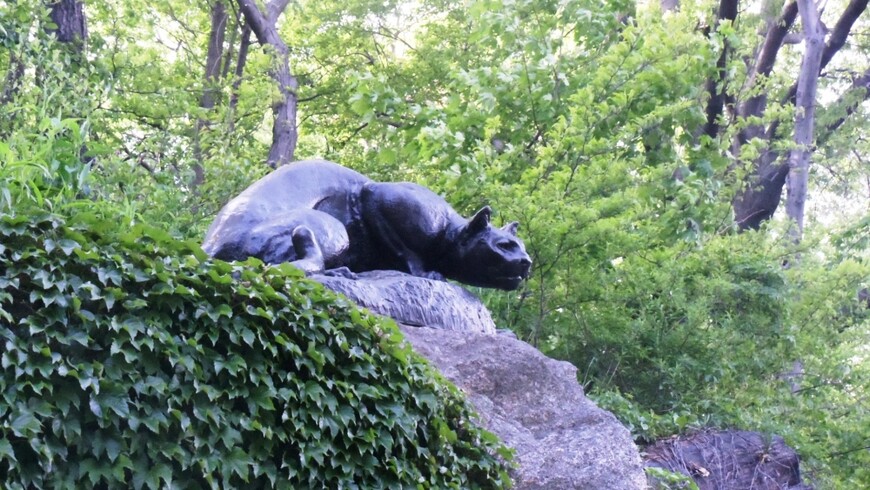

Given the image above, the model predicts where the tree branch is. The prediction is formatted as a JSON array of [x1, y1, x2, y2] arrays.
[[228, 24, 252, 125], [829, 444, 870, 457], [221, 6, 242, 80], [1, 52, 25, 105], [237, 0, 280, 47], [781, 0, 869, 106], [738, 0, 798, 127], [192, 1, 230, 190], [819, 0, 867, 68], [732, 0, 800, 230], [702, 0, 739, 138], [754, 1, 799, 80], [784, 0, 826, 240], [266, 0, 292, 23], [200, 2, 229, 111], [817, 67, 870, 145], [236, 0, 298, 167]]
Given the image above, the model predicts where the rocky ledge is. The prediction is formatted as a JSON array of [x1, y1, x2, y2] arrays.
[[315, 271, 646, 489], [402, 326, 647, 490]]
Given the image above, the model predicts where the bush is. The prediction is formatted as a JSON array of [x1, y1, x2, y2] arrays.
[[0, 209, 511, 489]]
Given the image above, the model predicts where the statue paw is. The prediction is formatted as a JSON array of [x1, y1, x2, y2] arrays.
[[422, 270, 446, 281], [290, 226, 325, 274]]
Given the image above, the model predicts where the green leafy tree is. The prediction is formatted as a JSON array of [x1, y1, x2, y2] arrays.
[[1, 0, 868, 487], [288, 2, 868, 486]]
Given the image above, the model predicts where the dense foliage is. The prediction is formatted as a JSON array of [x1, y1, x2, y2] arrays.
[[1, 0, 868, 488], [0, 209, 510, 488]]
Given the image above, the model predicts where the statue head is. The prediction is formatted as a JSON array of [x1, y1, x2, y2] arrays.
[[445, 206, 532, 290]]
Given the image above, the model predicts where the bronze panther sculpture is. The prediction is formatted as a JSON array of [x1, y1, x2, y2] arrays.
[[202, 160, 531, 290]]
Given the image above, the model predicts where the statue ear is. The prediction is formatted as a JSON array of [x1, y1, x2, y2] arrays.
[[502, 221, 519, 236], [467, 206, 492, 232]]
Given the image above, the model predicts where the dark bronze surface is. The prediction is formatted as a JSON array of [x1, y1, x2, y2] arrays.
[[203, 159, 531, 290]]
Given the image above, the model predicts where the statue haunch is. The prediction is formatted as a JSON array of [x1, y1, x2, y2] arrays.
[[202, 160, 532, 290]]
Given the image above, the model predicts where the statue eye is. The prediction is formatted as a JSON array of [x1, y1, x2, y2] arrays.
[[497, 241, 517, 252]]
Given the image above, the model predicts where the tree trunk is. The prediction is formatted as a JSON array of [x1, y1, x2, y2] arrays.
[[200, 2, 228, 111], [730, 1, 797, 230], [237, 0, 298, 168], [781, 0, 869, 107], [46, 0, 90, 165], [4, 1, 86, 105], [660, 0, 679, 11], [228, 24, 252, 130], [701, 0, 738, 139], [785, 0, 826, 240], [737, 0, 798, 145], [764, 0, 868, 146], [1, 53, 25, 105], [732, 0, 798, 230], [729, 0, 868, 231], [221, 8, 242, 81], [733, 164, 791, 230], [46, 0, 87, 47], [192, 1, 230, 189]]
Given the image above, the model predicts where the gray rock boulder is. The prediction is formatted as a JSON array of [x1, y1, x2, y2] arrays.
[[644, 430, 813, 489], [312, 271, 645, 488], [313, 270, 497, 334], [401, 326, 647, 490]]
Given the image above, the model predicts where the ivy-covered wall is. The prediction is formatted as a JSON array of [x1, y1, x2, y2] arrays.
[[0, 210, 511, 489]]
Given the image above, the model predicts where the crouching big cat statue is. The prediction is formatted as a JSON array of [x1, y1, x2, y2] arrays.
[[202, 160, 531, 291]]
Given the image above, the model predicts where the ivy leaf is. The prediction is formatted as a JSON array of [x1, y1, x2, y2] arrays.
[[146, 464, 172, 489], [225, 448, 251, 482], [57, 238, 80, 255], [0, 437, 16, 461], [89, 396, 103, 418], [10, 411, 40, 437], [97, 392, 130, 418]]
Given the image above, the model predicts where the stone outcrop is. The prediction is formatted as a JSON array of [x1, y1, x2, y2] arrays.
[[317, 272, 811, 490], [314, 272, 646, 488], [314, 271, 497, 334], [401, 326, 647, 490], [644, 430, 813, 489]]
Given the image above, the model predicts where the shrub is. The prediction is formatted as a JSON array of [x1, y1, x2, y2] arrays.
[[0, 209, 510, 489]]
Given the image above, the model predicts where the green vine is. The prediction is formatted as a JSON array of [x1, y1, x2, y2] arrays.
[[0, 209, 511, 489]]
